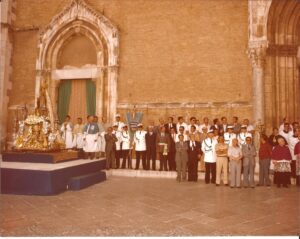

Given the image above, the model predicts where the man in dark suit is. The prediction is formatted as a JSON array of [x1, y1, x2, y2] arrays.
[[175, 134, 188, 182], [220, 116, 228, 135], [187, 134, 202, 181], [164, 116, 177, 134], [146, 126, 157, 170], [156, 126, 171, 171], [104, 127, 118, 170], [168, 127, 177, 171]]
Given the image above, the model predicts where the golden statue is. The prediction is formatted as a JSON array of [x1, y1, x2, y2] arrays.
[[13, 78, 65, 151]]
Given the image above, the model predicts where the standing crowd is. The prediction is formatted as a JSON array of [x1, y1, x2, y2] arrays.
[[59, 114, 300, 188]]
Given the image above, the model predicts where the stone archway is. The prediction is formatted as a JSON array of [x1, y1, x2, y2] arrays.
[[35, 0, 119, 122], [248, 0, 300, 131], [266, 0, 300, 127]]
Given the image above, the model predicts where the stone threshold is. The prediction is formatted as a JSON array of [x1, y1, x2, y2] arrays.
[[106, 168, 262, 181]]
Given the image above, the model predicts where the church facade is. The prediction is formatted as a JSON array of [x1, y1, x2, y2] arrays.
[[0, 0, 299, 150]]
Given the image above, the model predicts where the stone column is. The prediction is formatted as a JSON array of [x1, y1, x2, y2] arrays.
[[107, 65, 118, 123], [0, 0, 15, 151], [248, 42, 267, 124]]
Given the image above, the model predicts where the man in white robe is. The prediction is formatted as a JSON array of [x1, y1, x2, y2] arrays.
[[72, 117, 84, 150], [83, 115, 100, 159], [60, 115, 73, 149]]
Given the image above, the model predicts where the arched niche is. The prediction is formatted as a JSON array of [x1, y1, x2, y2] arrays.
[[57, 34, 97, 69], [35, 0, 119, 122]]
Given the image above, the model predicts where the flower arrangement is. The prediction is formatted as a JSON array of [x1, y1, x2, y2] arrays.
[[25, 114, 45, 125]]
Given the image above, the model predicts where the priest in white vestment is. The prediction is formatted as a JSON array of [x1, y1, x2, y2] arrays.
[[60, 115, 73, 149]]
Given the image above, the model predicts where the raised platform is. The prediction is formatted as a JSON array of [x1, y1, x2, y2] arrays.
[[1, 158, 107, 195], [2, 151, 79, 164]]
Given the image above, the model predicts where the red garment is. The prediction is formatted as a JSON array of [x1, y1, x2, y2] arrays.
[[259, 142, 272, 160], [271, 145, 292, 161], [295, 141, 300, 155]]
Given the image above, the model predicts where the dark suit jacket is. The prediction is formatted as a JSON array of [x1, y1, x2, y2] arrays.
[[164, 123, 177, 133], [187, 140, 202, 156], [104, 133, 118, 151], [175, 141, 188, 161], [169, 133, 176, 153], [156, 133, 171, 153], [146, 132, 157, 152], [220, 124, 228, 134]]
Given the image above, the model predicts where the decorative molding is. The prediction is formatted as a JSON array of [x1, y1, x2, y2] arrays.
[[247, 40, 268, 68], [117, 102, 252, 110], [35, 0, 119, 122], [51, 67, 100, 80], [267, 44, 298, 57], [248, 0, 272, 42]]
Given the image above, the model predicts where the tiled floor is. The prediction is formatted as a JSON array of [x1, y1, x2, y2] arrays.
[[0, 176, 299, 236]]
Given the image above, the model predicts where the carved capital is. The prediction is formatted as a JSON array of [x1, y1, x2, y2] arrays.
[[247, 40, 268, 68]]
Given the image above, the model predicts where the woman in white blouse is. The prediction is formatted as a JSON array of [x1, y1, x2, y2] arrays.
[[228, 138, 243, 188]]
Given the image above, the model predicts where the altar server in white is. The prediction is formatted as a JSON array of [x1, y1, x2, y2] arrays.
[[134, 123, 147, 170], [72, 117, 84, 149], [83, 115, 100, 159], [201, 129, 218, 184], [224, 125, 236, 146], [60, 115, 73, 149]]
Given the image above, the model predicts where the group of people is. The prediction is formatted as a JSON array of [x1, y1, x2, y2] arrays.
[[59, 114, 300, 188]]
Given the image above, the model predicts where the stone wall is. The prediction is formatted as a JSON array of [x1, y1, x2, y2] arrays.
[[8, 0, 252, 134]]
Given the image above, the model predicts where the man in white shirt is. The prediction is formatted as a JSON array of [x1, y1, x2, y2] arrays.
[[176, 116, 188, 133], [120, 125, 131, 169], [60, 115, 73, 149], [134, 123, 147, 170], [279, 122, 292, 142], [243, 118, 255, 134], [237, 125, 252, 147], [112, 124, 122, 168], [175, 126, 189, 142], [114, 113, 125, 132], [72, 117, 84, 150], [201, 129, 218, 184], [199, 117, 211, 133], [224, 125, 237, 146], [187, 116, 199, 133], [278, 117, 292, 132], [288, 128, 299, 183]]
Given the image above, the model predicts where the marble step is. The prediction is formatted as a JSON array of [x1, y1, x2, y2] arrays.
[[105, 168, 263, 181]]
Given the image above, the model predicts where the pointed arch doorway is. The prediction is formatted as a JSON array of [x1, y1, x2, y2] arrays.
[[35, 0, 119, 123]]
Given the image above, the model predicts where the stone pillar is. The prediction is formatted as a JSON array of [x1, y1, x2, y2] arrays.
[[0, 0, 15, 151], [248, 42, 267, 124], [107, 65, 118, 123]]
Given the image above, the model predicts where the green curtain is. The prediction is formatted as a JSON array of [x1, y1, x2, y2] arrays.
[[86, 80, 96, 116], [57, 80, 72, 123]]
